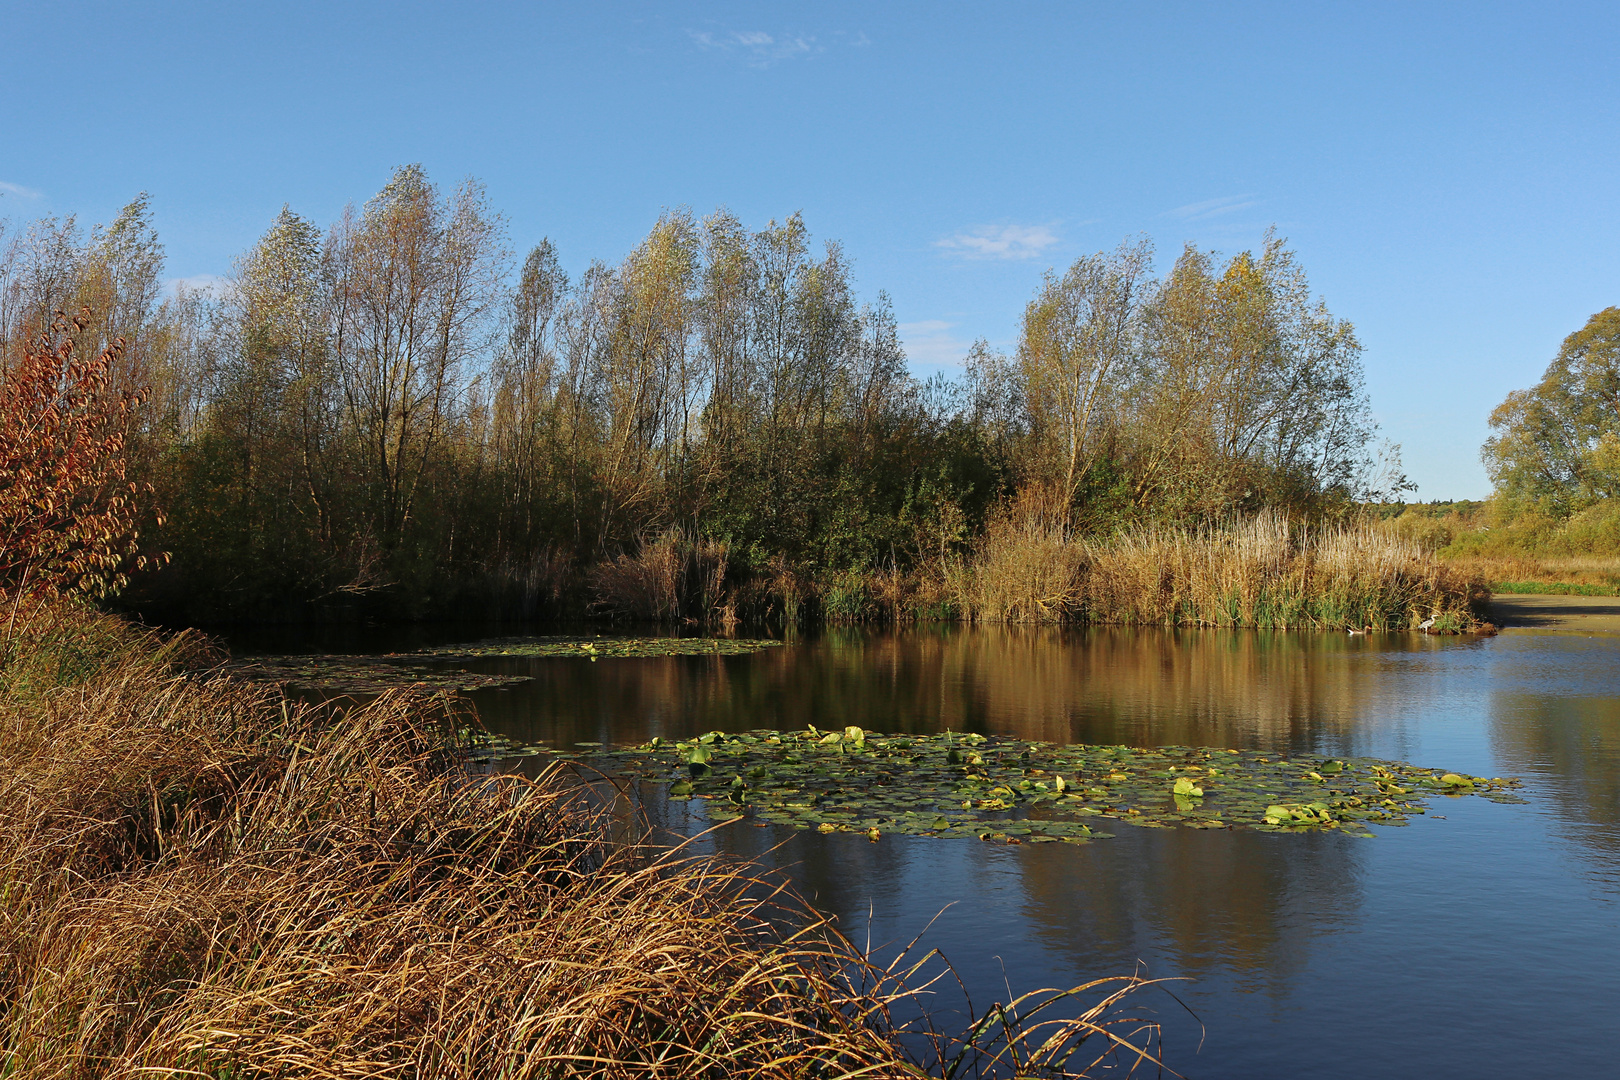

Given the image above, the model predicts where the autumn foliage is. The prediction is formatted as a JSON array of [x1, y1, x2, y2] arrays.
[[0, 307, 158, 598]]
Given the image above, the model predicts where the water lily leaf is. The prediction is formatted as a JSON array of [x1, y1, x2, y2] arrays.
[[553, 728, 1519, 844]]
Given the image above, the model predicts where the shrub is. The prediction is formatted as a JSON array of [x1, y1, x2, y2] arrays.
[[0, 308, 161, 600]]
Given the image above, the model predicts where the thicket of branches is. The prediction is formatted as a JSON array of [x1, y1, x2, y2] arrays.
[[0, 169, 1400, 622]]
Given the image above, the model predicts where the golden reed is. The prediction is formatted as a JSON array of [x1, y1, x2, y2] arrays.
[[0, 602, 1166, 1078], [950, 512, 1481, 630]]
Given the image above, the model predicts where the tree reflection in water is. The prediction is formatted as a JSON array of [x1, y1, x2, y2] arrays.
[[470, 623, 1474, 755]]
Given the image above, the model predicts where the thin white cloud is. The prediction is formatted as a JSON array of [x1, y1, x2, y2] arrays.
[[163, 273, 228, 299], [688, 28, 818, 67], [0, 180, 43, 200], [899, 319, 973, 367], [1165, 194, 1260, 221], [935, 223, 1061, 261]]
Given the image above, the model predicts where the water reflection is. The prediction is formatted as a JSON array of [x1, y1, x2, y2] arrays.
[[620, 778, 1360, 995], [469, 624, 1470, 758], [1015, 828, 1360, 991], [1484, 637, 1620, 878], [350, 625, 1620, 1078]]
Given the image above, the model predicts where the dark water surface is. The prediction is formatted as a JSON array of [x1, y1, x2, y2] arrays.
[[255, 624, 1620, 1077]]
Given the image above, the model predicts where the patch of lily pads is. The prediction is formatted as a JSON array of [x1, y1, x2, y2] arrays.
[[538, 727, 1524, 843], [227, 636, 783, 694]]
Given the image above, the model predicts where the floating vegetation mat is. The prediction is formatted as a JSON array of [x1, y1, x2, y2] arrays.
[[539, 728, 1524, 843], [227, 637, 783, 694]]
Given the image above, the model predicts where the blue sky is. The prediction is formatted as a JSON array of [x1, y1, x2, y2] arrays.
[[4, 1, 1616, 498]]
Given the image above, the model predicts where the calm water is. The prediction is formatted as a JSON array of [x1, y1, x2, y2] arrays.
[[250, 624, 1620, 1077]]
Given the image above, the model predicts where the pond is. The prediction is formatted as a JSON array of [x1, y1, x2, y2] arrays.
[[232, 623, 1620, 1078]]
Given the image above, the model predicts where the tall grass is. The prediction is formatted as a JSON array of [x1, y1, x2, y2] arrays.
[[0, 603, 1168, 1077], [951, 512, 1481, 630], [590, 526, 739, 628], [586, 514, 1481, 630], [476, 546, 577, 620]]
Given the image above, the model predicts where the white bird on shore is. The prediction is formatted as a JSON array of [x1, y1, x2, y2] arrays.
[[1419, 617, 1436, 634]]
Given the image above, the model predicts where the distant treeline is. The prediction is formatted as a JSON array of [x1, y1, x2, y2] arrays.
[[0, 167, 1410, 623]]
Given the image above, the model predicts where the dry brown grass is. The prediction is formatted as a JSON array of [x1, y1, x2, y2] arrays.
[[1444, 553, 1620, 591], [590, 526, 736, 626], [951, 512, 1481, 630], [0, 604, 1170, 1078], [480, 546, 576, 619], [946, 517, 1086, 624]]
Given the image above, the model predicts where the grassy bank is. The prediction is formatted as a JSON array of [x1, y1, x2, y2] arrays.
[[1377, 499, 1620, 598], [0, 602, 1163, 1078], [1488, 580, 1620, 597]]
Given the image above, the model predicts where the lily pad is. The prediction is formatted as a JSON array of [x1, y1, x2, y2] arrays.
[[543, 728, 1523, 845]]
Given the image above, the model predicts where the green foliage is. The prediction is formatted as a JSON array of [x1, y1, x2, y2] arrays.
[[4, 179, 1390, 624], [1492, 580, 1620, 596], [820, 568, 872, 622], [0, 597, 192, 698], [1484, 307, 1620, 516]]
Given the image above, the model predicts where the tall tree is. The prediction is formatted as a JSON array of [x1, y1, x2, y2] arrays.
[[1017, 238, 1152, 522], [0, 310, 157, 598], [1134, 232, 1370, 517], [1484, 306, 1620, 513], [326, 165, 507, 554], [492, 239, 568, 553]]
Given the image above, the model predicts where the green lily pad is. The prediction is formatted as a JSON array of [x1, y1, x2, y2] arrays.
[[541, 728, 1521, 845]]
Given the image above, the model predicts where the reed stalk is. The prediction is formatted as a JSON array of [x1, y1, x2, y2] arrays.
[[950, 511, 1481, 629]]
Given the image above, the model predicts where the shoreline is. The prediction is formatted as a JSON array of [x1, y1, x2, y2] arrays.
[[1488, 593, 1620, 635]]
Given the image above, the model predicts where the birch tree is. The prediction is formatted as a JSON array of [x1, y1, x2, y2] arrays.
[[1016, 238, 1152, 522], [326, 165, 506, 551]]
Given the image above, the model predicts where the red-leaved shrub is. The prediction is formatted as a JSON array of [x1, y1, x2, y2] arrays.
[[0, 308, 160, 598]]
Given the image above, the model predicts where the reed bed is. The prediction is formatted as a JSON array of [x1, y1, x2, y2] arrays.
[[0, 603, 1168, 1078], [952, 512, 1482, 630]]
